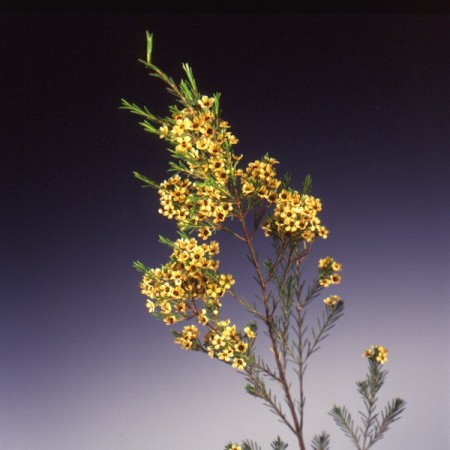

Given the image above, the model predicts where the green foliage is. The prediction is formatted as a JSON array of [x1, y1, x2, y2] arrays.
[[132, 260, 148, 273], [271, 436, 289, 450], [125, 31, 405, 450], [330, 360, 406, 450], [242, 440, 262, 450], [311, 432, 330, 450]]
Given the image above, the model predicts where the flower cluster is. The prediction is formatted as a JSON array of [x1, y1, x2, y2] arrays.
[[262, 189, 329, 242], [157, 174, 234, 239], [225, 444, 242, 450], [323, 294, 343, 307], [140, 237, 253, 369], [363, 345, 388, 364], [156, 96, 241, 239], [202, 319, 255, 370], [141, 237, 233, 322], [318, 256, 342, 287], [237, 155, 281, 202]]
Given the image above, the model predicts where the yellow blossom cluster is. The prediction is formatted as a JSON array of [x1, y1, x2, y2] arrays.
[[174, 324, 200, 350], [140, 236, 254, 369], [237, 155, 281, 202], [363, 345, 388, 364], [156, 96, 240, 238], [140, 237, 234, 324], [323, 294, 343, 307], [318, 256, 342, 287], [203, 319, 255, 371], [157, 174, 234, 239], [262, 189, 329, 242]]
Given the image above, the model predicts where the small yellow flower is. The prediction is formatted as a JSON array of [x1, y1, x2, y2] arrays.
[[242, 182, 255, 195], [160, 301, 172, 314], [198, 227, 212, 240], [363, 345, 388, 364], [376, 345, 388, 364], [318, 226, 329, 239], [218, 347, 234, 362], [197, 309, 209, 325], [234, 341, 248, 353], [330, 274, 342, 284], [230, 445, 241, 450], [175, 337, 193, 350], [232, 357, 247, 371], [198, 95, 215, 109], [163, 315, 177, 325], [211, 334, 224, 350], [159, 124, 169, 138], [323, 295, 342, 306], [244, 327, 256, 339], [182, 325, 199, 340], [175, 135, 192, 153], [146, 299, 155, 313]]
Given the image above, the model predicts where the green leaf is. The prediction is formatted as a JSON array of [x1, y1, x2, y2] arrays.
[[146, 31, 153, 65], [132, 260, 149, 273], [302, 174, 312, 195], [158, 235, 175, 247], [133, 171, 160, 189], [241, 439, 262, 450], [270, 436, 288, 450], [311, 432, 330, 450]]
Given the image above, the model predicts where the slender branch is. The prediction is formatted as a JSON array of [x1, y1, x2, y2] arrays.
[[236, 203, 305, 450]]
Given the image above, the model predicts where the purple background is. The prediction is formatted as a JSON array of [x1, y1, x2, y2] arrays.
[[2, 13, 449, 450]]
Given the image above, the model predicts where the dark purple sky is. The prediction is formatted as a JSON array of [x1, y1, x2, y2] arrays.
[[2, 13, 449, 450]]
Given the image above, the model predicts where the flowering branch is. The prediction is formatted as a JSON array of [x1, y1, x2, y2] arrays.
[[123, 32, 405, 450], [330, 347, 406, 450]]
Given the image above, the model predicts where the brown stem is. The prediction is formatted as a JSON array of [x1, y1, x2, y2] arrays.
[[238, 207, 304, 449], [294, 245, 309, 450]]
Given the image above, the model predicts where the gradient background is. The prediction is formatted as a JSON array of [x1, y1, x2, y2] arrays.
[[2, 13, 449, 450]]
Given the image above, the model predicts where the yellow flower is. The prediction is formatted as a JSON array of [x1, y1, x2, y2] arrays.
[[159, 124, 169, 138], [182, 325, 199, 340], [197, 309, 209, 325], [198, 95, 215, 109], [198, 227, 212, 240], [219, 274, 235, 290], [163, 315, 177, 325], [230, 445, 241, 450], [244, 327, 256, 339], [242, 182, 255, 195], [330, 274, 341, 284], [232, 357, 247, 371], [318, 226, 329, 239], [376, 345, 388, 364], [175, 135, 192, 153], [363, 345, 388, 364], [323, 295, 342, 306], [172, 118, 192, 135], [318, 256, 333, 269], [175, 336, 194, 350], [234, 341, 248, 353], [146, 299, 155, 313], [160, 301, 172, 314], [211, 334, 225, 350], [218, 347, 234, 362]]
